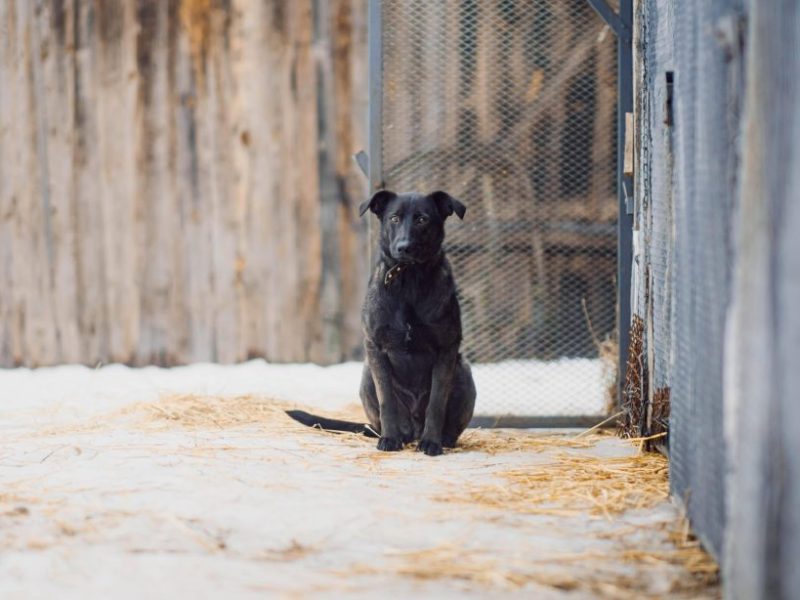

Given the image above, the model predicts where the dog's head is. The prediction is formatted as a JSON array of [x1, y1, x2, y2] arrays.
[[359, 191, 466, 264]]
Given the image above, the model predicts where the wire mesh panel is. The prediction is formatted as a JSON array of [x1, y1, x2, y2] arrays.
[[668, 0, 742, 559], [632, 0, 744, 559], [375, 1, 619, 416]]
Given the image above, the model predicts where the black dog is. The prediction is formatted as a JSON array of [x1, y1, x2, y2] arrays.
[[287, 190, 476, 456]]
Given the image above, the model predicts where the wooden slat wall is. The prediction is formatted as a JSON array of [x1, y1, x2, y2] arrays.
[[0, 0, 369, 367]]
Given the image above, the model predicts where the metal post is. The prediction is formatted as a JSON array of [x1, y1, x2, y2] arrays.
[[366, 0, 383, 267], [367, 0, 383, 194], [616, 0, 633, 407], [584, 0, 634, 409]]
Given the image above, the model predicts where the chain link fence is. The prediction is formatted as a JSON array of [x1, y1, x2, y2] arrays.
[[372, 0, 620, 417]]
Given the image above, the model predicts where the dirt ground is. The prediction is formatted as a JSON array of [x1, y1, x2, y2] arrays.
[[0, 365, 719, 599]]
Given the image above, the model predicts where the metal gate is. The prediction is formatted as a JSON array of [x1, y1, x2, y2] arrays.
[[366, 0, 631, 421]]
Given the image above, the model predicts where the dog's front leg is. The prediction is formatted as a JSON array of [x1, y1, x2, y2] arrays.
[[365, 341, 404, 451], [418, 350, 458, 456]]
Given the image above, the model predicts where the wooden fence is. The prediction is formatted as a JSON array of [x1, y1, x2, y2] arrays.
[[0, 0, 369, 366]]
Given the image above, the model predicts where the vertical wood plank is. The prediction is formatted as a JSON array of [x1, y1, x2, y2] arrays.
[[73, 0, 111, 363], [94, 0, 141, 363], [37, 0, 82, 363], [19, 0, 60, 365]]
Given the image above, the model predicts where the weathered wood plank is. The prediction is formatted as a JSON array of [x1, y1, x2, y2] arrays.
[[624, 111, 634, 176], [16, 0, 60, 365], [0, 0, 370, 367]]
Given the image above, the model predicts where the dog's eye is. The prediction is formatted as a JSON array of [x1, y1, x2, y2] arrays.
[[415, 215, 428, 225], [389, 215, 400, 224]]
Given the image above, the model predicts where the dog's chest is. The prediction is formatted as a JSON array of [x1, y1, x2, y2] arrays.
[[383, 302, 436, 354], [365, 264, 458, 354]]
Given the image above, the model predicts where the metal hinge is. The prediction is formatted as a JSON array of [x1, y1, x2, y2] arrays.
[[353, 150, 369, 179]]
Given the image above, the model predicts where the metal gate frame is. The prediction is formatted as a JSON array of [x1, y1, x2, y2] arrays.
[[363, 0, 633, 427]]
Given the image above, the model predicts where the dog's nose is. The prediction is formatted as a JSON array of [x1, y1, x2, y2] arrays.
[[396, 241, 410, 255]]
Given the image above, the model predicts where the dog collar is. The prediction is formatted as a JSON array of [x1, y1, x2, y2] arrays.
[[384, 263, 407, 287]]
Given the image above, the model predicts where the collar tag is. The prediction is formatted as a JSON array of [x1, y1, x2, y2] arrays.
[[384, 264, 406, 287]]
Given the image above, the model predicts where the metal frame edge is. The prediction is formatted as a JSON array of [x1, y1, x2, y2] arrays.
[[616, 0, 634, 409], [368, 0, 383, 194]]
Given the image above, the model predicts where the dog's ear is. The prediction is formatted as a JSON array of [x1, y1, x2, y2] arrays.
[[358, 190, 396, 218], [430, 191, 466, 220]]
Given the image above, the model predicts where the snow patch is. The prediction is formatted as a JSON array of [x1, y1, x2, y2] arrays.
[[0, 357, 609, 420]]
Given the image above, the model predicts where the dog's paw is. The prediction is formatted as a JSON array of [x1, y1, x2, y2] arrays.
[[377, 436, 404, 452], [417, 439, 443, 456], [442, 436, 458, 449]]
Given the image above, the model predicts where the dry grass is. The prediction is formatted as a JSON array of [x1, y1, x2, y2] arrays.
[[400, 438, 719, 597], [619, 315, 646, 438], [345, 534, 719, 598], [665, 516, 721, 582], [21, 394, 299, 440], [129, 395, 619, 457], [21, 395, 373, 455], [133, 394, 367, 430], [127, 394, 376, 452], [130, 394, 295, 430], [648, 387, 671, 451], [345, 544, 580, 590], [257, 540, 318, 563], [455, 428, 612, 455], [450, 450, 669, 519], [85, 394, 364, 435], [342, 425, 718, 597], [27, 393, 612, 456]]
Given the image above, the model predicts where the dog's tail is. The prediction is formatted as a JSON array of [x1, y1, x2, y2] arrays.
[[285, 409, 379, 438]]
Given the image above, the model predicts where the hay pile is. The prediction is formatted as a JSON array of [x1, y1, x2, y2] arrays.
[[453, 451, 669, 518], [455, 428, 611, 455], [131, 394, 296, 430], [403, 436, 718, 596], [119, 394, 376, 453], [129, 394, 366, 431]]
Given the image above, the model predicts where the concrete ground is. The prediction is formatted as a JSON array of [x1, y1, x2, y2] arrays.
[[0, 364, 719, 599]]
